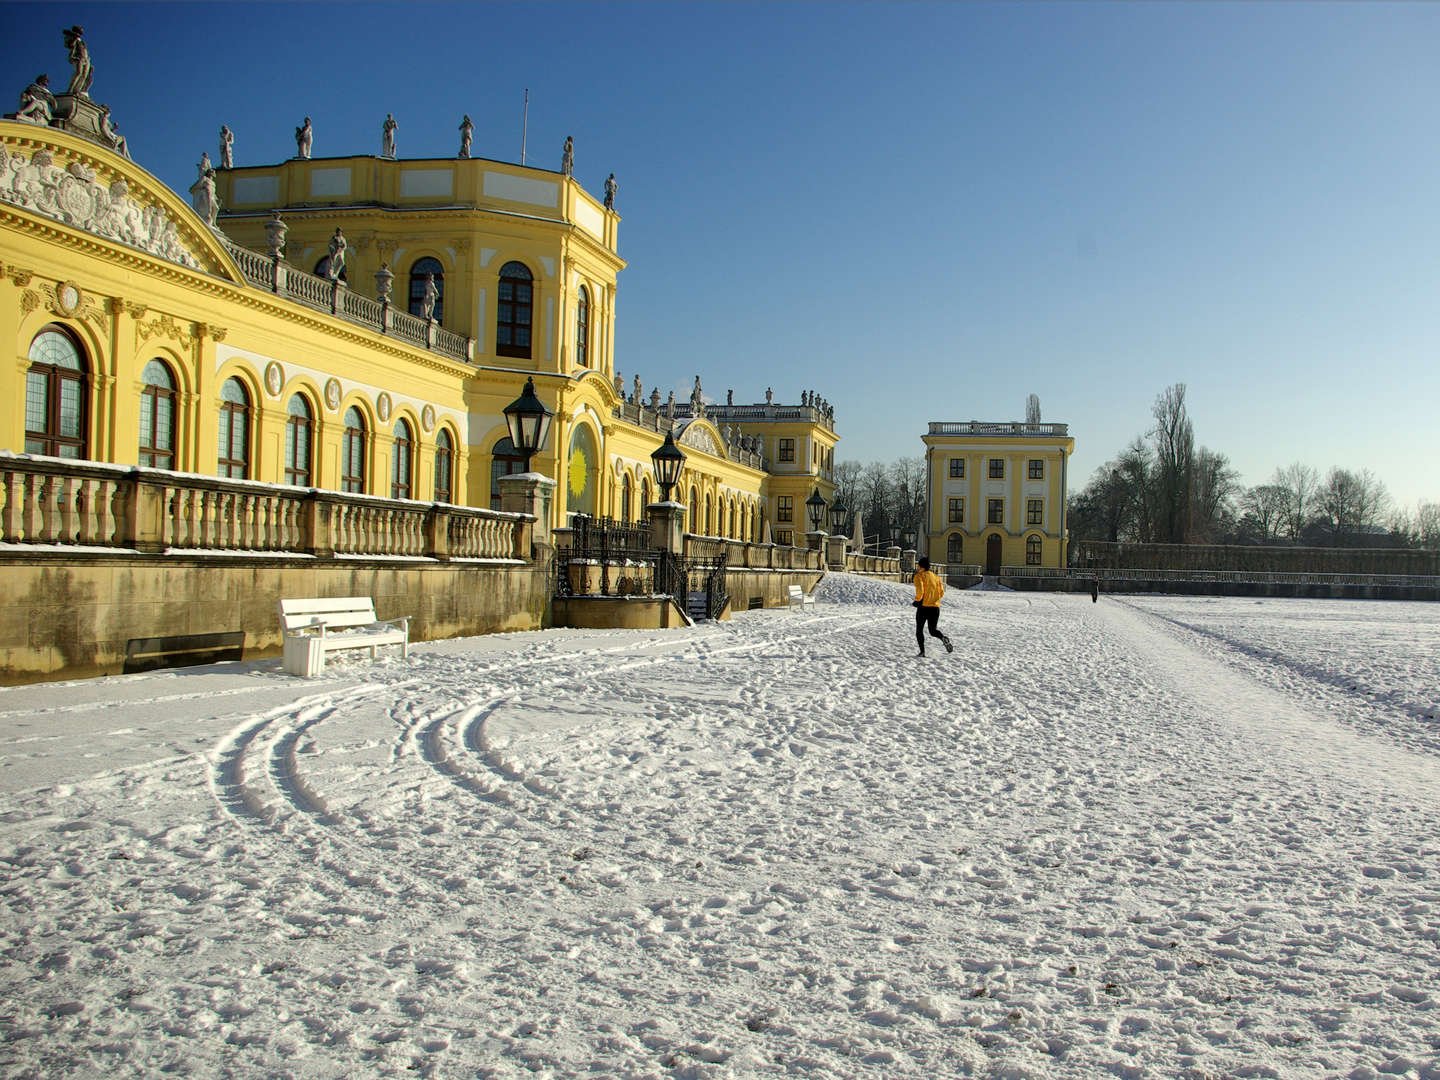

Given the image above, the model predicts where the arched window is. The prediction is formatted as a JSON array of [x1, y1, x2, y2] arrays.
[[640, 477, 652, 510], [496, 261, 533, 359], [621, 473, 632, 521], [434, 429, 453, 503], [138, 359, 176, 469], [490, 436, 526, 510], [408, 257, 444, 323], [391, 418, 413, 499], [217, 376, 250, 478], [688, 486, 699, 535], [25, 327, 88, 459], [574, 285, 589, 368], [947, 533, 964, 565], [341, 407, 366, 493], [1026, 533, 1043, 566], [284, 394, 313, 486]]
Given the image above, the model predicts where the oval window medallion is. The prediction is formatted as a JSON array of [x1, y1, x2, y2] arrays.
[[264, 361, 284, 397], [324, 378, 341, 410], [56, 281, 82, 316], [421, 404, 436, 433], [377, 392, 392, 422]]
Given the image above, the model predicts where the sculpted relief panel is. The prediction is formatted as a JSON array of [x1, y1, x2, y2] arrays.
[[0, 137, 203, 271]]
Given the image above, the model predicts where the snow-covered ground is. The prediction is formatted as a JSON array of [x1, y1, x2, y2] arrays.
[[1, 575, 1437, 1079]]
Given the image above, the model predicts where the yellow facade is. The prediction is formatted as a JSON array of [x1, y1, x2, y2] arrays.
[[921, 422, 1075, 573], [2, 108, 836, 538]]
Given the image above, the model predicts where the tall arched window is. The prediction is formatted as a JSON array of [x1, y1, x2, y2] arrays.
[[489, 436, 526, 510], [1026, 533, 1043, 566], [688, 485, 699, 535], [341, 407, 366, 493], [408, 257, 444, 323], [217, 377, 250, 478], [284, 394, 313, 486], [620, 473, 632, 522], [496, 261, 533, 359], [25, 327, 88, 459], [391, 418, 413, 499], [434, 429, 453, 503], [640, 477, 652, 510], [947, 533, 964, 565], [138, 359, 176, 469], [574, 285, 589, 368]]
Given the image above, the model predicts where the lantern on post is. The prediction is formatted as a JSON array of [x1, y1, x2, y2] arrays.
[[502, 377, 553, 473], [651, 429, 686, 503], [828, 500, 847, 536], [806, 487, 827, 532], [902, 527, 917, 550]]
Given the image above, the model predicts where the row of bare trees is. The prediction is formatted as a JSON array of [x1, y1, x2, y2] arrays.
[[1069, 384, 1438, 549], [831, 458, 926, 552]]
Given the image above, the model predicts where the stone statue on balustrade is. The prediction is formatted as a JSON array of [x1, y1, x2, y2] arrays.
[[727, 389, 733, 406], [219, 125, 234, 169], [765, 387, 773, 404], [99, 105, 130, 160], [665, 391, 675, 418], [295, 117, 313, 159], [649, 388, 661, 411], [458, 115, 473, 158], [420, 273, 438, 320], [561, 136, 573, 177], [381, 114, 397, 158], [690, 375, 704, 417], [633, 374, 642, 405], [63, 26, 93, 97], [189, 154, 218, 226], [14, 75, 56, 124], [326, 226, 347, 281], [603, 172, 617, 210], [613, 371, 623, 397]]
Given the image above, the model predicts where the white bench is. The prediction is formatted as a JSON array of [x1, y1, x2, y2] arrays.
[[787, 584, 815, 610], [277, 597, 410, 677]]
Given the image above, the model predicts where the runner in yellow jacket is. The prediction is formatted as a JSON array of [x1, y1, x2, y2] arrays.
[[912, 557, 954, 658]]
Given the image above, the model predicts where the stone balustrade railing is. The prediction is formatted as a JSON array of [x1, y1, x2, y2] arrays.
[[927, 421, 1070, 437], [0, 454, 530, 562], [1007, 565, 1440, 588], [844, 551, 902, 576], [683, 534, 822, 570], [218, 238, 474, 363]]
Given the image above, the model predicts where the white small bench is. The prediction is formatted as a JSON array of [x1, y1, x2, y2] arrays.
[[787, 584, 815, 610], [277, 597, 410, 677]]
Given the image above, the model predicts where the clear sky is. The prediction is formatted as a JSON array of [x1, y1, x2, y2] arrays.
[[4, 1, 1437, 509]]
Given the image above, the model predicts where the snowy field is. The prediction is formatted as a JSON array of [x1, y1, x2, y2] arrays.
[[1, 575, 1438, 1079]]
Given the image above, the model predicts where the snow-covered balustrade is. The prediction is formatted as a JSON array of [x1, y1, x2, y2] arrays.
[[0, 454, 531, 563], [845, 551, 902, 576]]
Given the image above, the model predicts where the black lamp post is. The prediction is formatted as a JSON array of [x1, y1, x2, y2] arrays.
[[903, 527, 917, 549], [828, 500, 847, 536], [651, 429, 686, 502], [502, 377, 553, 472], [806, 487, 827, 532]]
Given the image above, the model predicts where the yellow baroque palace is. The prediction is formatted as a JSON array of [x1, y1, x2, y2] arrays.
[[1, 79, 837, 544]]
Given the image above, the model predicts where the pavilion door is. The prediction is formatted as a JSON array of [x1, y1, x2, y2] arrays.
[[986, 534, 1002, 575]]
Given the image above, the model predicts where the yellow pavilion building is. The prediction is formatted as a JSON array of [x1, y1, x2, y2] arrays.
[[921, 417, 1074, 574]]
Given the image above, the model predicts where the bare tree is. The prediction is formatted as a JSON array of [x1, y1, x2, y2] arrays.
[[891, 457, 927, 543], [1150, 384, 1194, 543], [1273, 462, 1319, 541], [858, 461, 892, 549], [1189, 447, 1240, 542], [1237, 483, 1288, 542], [833, 460, 863, 535], [1315, 467, 1391, 543], [1116, 438, 1158, 543]]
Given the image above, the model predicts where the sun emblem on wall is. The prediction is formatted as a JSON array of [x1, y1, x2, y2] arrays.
[[568, 445, 590, 499]]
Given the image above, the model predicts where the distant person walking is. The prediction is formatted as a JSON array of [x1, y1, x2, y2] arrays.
[[912, 557, 953, 658], [1091, 578, 1099, 603]]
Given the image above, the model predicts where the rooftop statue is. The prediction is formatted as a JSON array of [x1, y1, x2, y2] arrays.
[[458, 115, 473, 159], [14, 74, 55, 124], [561, 136, 573, 177], [326, 226, 347, 280], [189, 154, 218, 226], [603, 172, 617, 210], [99, 104, 130, 160], [219, 125, 233, 169], [420, 273, 438, 320], [63, 25, 93, 98], [381, 114, 397, 158], [295, 116, 312, 159]]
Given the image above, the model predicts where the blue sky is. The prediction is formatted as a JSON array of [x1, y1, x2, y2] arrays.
[[4, 2, 1437, 509]]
